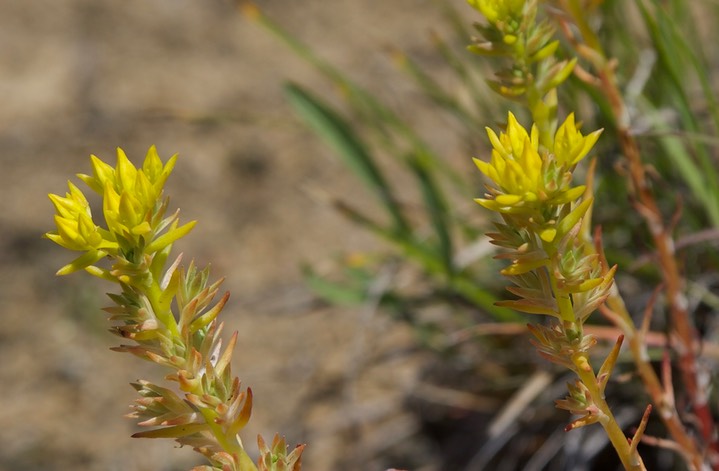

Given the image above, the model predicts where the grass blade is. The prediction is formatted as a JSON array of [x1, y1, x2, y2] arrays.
[[284, 82, 410, 235], [407, 152, 455, 278]]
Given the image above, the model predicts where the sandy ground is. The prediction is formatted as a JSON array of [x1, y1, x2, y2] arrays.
[[0, 1, 477, 470]]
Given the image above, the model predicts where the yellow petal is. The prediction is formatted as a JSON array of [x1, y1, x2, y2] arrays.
[[115, 147, 138, 192], [474, 198, 502, 212], [78, 213, 102, 248], [495, 193, 523, 205], [88, 154, 115, 193], [142, 145, 163, 182], [130, 221, 153, 236], [486, 127, 509, 159], [54, 216, 82, 249], [473, 157, 500, 184], [48, 193, 77, 219]]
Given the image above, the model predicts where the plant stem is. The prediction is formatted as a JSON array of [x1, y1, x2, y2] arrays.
[[512, 28, 556, 147], [600, 43, 718, 471], [601, 297, 704, 471], [144, 265, 258, 470], [558, 3, 717, 466], [573, 352, 646, 471]]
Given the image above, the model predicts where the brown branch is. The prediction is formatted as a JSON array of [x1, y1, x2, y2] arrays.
[[553, 4, 715, 467], [600, 59, 717, 467]]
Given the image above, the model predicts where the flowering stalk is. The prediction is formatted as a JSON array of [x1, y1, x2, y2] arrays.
[[551, 2, 714, 468], [45, 147, 304, 471], [467, 2, 653, 468], [474, 111, 646, 470]]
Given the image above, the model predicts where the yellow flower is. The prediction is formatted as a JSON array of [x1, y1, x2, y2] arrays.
[[553, 113, 603, 167], [474, 112, 544, 212], [102, 181, 153, 242], [75, 146, 181, 248], [46, 146, 194, 273], [467, 0, 526, 24], [474, 112, 599, 214], [46, 181, 116, 252], [78, 146, 177, 206], [45, 181, 119, 275]]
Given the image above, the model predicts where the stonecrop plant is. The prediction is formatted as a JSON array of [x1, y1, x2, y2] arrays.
[[474, 107, 647, 468], [468, 0, 713, 469], [44, 1, 719, 469], [45, 147, 304, 471], [242, 0, 719, 467]]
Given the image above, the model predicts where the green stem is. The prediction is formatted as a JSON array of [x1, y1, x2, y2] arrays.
[[143, 270, 256, 469], [573, 352, 645, 471], [237, 450, 259, 471], [550, 279, 641, 469], [197, 407, 257, 470], [527, 86, 555, 148], [508, 15, 557, 147], [603, 294, 704, 470]]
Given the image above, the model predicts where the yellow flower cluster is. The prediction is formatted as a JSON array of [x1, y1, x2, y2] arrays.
[[553, 113, 603, 167], [80, 147, 175, 244], [474, 112, 600, 216], [46, 146, 195, 275], [47, 181, 115, 252], [467, 0, 526, 25], [474, 111, 611, 323]]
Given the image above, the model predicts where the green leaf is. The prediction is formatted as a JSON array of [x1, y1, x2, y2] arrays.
[[555, 197, 593, 244], [131, 423, 209, 439], [145, 220, 197, 254], [56, 249, 108, 276]]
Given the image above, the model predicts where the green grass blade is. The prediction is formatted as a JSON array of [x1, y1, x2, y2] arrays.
[[407, 152, 455, 278], [284, 82, 411, 235], [636, 0, 719, 226], [251, 5, 470, 194], [301, 265, 369, 306], [430, 32, 501, 126], [392, 47, 483, 132]]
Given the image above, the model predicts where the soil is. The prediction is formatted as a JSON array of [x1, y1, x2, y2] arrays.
[[0, 1, 476, 470]]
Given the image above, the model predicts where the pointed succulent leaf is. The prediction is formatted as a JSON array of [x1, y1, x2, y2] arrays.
[[142, 145, 164, 182], [529, 39, 559, 62], [257, 433, 305, 471], [496, 298, 558, 316], [542, 58, 578, 94], [132, 423, 209, 439], [555, 197, 593, 242], [228, 387, 253, 436], [598, 335, 624, 392], [55, 249, 108, 275], [115, 147, 139, 193], [145, 220, 197, 254]]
